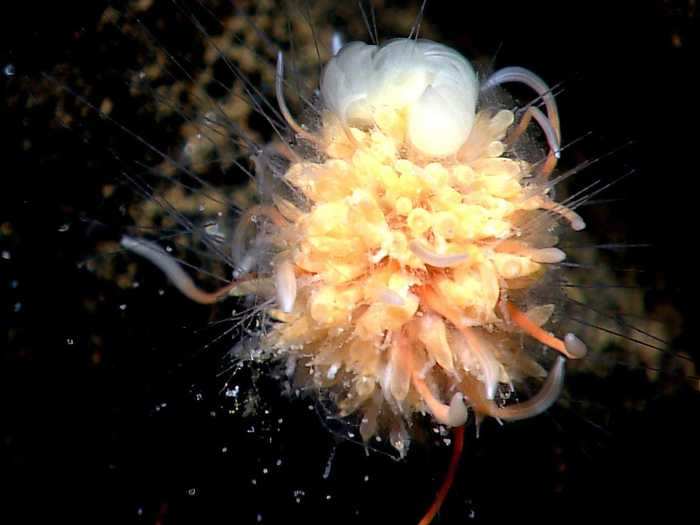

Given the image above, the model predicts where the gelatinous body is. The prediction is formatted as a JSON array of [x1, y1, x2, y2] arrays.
[[125, 36, 589, 456]]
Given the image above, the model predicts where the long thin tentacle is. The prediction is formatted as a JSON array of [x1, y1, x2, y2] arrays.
[[121, 236, 236, 304], [484, 66, 561, 176], [506, 302, 587, 359], [275, 52, 320, 143], [417, 425, 465, 525], [507, 105, 561, 177], [486, 356, 566, 421]]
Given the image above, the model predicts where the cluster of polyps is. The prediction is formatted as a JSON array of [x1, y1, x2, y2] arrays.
[[254, 39, 588, 451], [123, 38, 588, 456]]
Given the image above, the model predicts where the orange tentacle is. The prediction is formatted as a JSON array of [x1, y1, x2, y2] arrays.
[[506, 301, 571, 356], [418, 425, 465, 525]]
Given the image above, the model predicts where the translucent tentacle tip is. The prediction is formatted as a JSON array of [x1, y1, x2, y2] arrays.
[[563, 333, 588, 359], [447, 393, 469, 427]]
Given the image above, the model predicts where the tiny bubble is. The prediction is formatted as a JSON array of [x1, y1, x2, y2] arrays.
[[187, 488, 197, 496]]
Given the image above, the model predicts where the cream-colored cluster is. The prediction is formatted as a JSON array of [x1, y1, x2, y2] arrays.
[[252, 102, 584, 452]]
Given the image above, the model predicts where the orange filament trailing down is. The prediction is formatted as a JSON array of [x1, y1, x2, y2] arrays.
[[418, 425, 465, 525]]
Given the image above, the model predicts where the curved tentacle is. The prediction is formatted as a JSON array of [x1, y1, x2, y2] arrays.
[[508, 105, 561, 177], [483, 66, 561, 176], [483, 66, 560, 141], [412, 373, 469, 427], [275, 52, 320, 144], [121, 236, 237, 304], [506, 302, 587, 359], [486, 356, 566, 421]]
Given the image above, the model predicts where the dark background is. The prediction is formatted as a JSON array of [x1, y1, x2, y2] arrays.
[[2, 1, 699, 523]]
